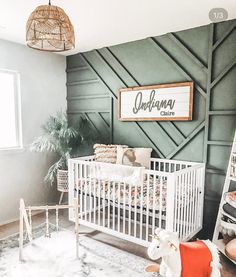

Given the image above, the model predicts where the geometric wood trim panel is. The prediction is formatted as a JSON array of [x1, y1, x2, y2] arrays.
[[67, 19, 236, 237]]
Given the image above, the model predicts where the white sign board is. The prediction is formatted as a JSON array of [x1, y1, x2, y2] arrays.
[[118, 82, 193, 121]]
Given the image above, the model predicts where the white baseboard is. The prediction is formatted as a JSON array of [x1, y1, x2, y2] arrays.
[[0, 211, 43, 227]]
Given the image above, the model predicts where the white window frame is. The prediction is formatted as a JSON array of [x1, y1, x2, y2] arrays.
[[0, 69, 23, 153]]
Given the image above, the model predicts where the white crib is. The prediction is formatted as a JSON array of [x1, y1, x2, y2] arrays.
[[68, 156, 205, 247]]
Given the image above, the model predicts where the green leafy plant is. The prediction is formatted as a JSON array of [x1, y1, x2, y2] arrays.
[[31, 111, 93, 185]]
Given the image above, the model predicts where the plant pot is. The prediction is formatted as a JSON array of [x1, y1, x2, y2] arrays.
[[57, 169, 68, 192]]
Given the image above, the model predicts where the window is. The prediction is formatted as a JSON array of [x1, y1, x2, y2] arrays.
[[0, 70, 22, 150]]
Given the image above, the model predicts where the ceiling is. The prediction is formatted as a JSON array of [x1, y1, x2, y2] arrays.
[[0, 0, 236, 56]]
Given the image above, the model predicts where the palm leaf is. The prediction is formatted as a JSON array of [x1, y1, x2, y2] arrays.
[[31, 111, 97, 185], [30, 135, 58, 152], [44, 157, 65, 185]]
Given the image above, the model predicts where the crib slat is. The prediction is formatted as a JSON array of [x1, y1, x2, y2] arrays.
[[84, 164, 87, 221], [146, 173, 150, 241], [152, 173, 156, 234], [191, 170, 195, 233], [134, 181, 137, 238], [182, 172, 186, 239], [196, 168, 201, 228], [112, 182, 115, 230], [194, 170, 198, 232], [128, 183, 131, 236], [158, 175, 163, 230], [190, 170, 194, 235], [185, 171, 189, 237], [187, 171, 191, 237], [103, 181, 106, 227], [123, 183, 126, 235], [108, 179, 111, 229], [184, 171, 188, 238], [182, 172, 186, 238], [77, 164, 82, 219], [93, 169, 96, 224], [180, 174, 184, 239], [179, 175, 182, 235], [76, 165, 79, 210], [186, 171, 190, 237], [89, 165, 92, 222], [173, 174, 177, 233], [98, 178, 101, 226], [199, 167, 204, 227], [190, 170, 194, 234], [173, 164, 178, 233], [188, 170, 192, 235], [140, 176, 143, 240], [118, 182, 121, 233], [178, 174, 183, 238], [175, 175, 178, 234], [192, 170, 196, 233]]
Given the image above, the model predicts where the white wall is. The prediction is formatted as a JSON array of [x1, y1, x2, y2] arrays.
[[0, 39, 66, 225]]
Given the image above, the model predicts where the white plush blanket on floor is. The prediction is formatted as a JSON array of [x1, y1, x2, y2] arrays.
[[0, 230, 150, 277]]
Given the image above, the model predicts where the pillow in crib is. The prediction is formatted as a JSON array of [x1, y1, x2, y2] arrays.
[[93, 143, 128, 164], [116, 146, 152, 169]]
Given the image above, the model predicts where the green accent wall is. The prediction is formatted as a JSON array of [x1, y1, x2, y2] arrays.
[[67, 19, 236, 238]]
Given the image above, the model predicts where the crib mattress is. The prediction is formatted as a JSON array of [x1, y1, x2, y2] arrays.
[[76, 178, 193, 211], [76, 177, 169, 211]]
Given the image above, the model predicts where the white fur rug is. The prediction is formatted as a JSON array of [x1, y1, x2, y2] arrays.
[[0, 229, 150, 277]]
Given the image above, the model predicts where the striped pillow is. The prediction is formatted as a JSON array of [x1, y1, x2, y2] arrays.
[[93, 144, 128, 164]]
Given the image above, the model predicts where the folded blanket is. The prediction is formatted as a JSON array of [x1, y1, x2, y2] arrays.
[[91, 161, 145, 185]]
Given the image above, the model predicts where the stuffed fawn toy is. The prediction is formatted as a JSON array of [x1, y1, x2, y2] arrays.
[[146, 229, 221, 277]]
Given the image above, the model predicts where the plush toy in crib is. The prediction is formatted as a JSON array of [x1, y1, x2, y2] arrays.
[[146, 229, 221, 277]]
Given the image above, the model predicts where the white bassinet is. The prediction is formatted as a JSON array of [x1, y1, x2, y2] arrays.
[[68, 156, 205, 247]]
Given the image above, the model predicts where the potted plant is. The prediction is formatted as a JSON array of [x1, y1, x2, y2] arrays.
[[31, 111, 93, 196]]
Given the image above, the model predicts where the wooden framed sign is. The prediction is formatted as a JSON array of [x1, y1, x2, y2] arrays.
[[118, 82, 193, 121]]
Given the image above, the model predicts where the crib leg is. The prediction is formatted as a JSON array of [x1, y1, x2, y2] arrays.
[[74, 198, 79, 259], [59, 192, 64, 205]]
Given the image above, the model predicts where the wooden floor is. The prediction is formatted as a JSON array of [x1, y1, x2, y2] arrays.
[[0, 211, 235, 276]]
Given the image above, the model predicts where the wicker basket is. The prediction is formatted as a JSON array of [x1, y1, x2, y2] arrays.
[[57, 170, 68, 192]]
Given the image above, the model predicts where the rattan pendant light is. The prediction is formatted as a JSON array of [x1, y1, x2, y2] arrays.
[[26, 0, 75, 52]]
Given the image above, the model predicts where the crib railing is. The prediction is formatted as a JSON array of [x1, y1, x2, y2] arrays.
[[150, 157, 202, 172], [68, 157, 205, 246], [166, 164, 205, 240]]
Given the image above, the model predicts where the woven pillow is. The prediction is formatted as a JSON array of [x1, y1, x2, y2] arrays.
[[93, 144, 128, 163], [116, 146, 152, 169]]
